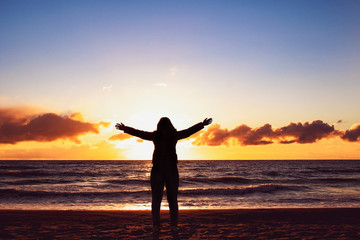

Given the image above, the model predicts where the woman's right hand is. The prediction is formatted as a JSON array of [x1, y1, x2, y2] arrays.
[[115, 123, 126, 131]]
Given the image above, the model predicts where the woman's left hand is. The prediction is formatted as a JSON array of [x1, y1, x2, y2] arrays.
[[203, 118, 212, 126]]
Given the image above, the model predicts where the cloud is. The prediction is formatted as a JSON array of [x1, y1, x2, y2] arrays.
[[192, 120, 356, 146], [192, 123, 275, 146], [239, 124, 274, 145], [274, 120, 337, 144], [70, 112, 84, 121], [0, 107, 108, 144], [108, 133, 133, 141], [108, 133, 144, 142], [192, 124, 230, 146], [341, 124, 360, 142]]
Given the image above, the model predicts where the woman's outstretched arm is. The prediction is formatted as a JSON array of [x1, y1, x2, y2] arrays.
[[177, 118, 212, 140], [115, 123, 155, 141]]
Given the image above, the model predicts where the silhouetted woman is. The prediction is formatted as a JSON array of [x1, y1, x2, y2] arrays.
[[115, 117, 212, 230]]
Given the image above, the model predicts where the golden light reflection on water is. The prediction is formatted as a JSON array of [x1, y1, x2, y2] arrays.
[[111, 203, 224, 211], [120, 203, 152, 210], [102, 203, 210, 211]]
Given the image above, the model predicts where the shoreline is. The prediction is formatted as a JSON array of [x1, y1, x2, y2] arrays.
[[1, 208, 360, 239]]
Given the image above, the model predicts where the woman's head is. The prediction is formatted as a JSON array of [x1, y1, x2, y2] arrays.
[[157, 117, 176, 134]]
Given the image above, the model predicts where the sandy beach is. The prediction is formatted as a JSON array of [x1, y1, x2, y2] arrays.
[[0, 208, 359, 239]]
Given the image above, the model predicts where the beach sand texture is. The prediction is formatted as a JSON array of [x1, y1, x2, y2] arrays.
[[1, 208, 360, 239]]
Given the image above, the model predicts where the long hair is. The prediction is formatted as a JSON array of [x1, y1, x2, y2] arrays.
[[156, 117, 176, 136]]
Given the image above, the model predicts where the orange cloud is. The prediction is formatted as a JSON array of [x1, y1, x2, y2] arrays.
[[108, 133, 133, 141], [341, 124, 360, 142], [193, 120, 356, 146], [0, 107, 108, 144], [274, 120, 339, 144], [192, 124, 230, 146]]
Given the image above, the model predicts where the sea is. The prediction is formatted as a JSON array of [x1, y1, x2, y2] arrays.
[[0, 160, 359, 210]]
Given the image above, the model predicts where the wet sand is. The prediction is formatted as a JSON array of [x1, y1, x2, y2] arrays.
[[1, 208, 360, 239]]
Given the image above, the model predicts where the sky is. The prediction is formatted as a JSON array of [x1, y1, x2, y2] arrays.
[[1, 0, 360, 160]]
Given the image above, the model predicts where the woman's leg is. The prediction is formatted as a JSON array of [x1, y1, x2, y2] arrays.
[[151, 166, 164, 227], [165, 165, 179, 227]]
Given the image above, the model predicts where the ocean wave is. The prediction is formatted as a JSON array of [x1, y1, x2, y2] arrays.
[[0, 165, 38, 171], [0, 184, 307, 199], [182, 176, 251, 184], [179, 184, 309, 196], [106, 179, 149, 185], [1, 160, 359, 209], [0, 170, 53, 177], [1, 177, 150, 188], [308, 168, 360, 174], [0, 170, 130, 178], [262, 171, 281, 177], [1, 179, 75, 186], [0, 188, 151, 198], [310, 177, 360, 183]]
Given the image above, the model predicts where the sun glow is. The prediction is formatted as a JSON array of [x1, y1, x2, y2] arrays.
[[109, 110, 208, 160], [125, 139, 154, 160]]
